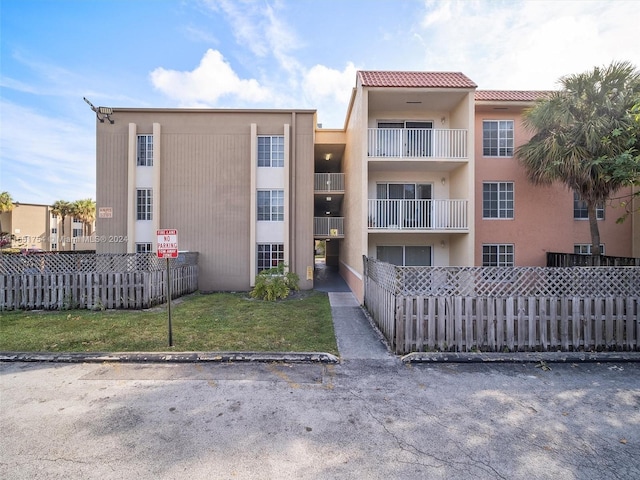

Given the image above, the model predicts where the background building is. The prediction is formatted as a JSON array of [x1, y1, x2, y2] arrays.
[[0, 203, 95, 252]]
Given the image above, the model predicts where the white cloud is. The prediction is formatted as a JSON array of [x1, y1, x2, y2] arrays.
[[150, 49, 272, 104], [202, 0, 302, 74], [149, 46, 355, 127], [302, 62, 358, 127], [183, 25, 220, 45], [304, 63, 357, 104], [417, 0, 640, 90], [0, 101, 95, 204]]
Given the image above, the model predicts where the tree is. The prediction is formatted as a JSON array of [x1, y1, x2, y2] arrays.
[[71, 199, 96, 236], [0, 191, 15, 243], [51, 200, 73, 242], [516, 61, 640, 259], [612, 101, 640, 222], [0, 191, 13, 213]]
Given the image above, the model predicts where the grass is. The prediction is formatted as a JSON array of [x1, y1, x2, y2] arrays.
[[0, 290, 338, 355]]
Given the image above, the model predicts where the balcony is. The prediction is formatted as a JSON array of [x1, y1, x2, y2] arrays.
[[368, 199, 468, 231], [367, 128, 467, 159], [314, 217, 344, 238], [314, 173, 345, 192]]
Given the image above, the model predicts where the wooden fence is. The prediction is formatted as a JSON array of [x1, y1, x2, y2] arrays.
[[0, 252, 198, 310], [363, 257, 640, 354], [547, 252, 640, 267]]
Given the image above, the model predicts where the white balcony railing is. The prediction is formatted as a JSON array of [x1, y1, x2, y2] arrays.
[[314, 217, 344, 237], [368, 199, 468, 230], [314, 173, 345, 192], [367, 128, 467, 159]]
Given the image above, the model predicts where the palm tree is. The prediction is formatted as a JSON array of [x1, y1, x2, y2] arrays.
[[0, 191, 13, 213], [0, 191, 15, 242], [516, 61, 640, 259], [71, 199, 96, 236], [51, 200, 73, 246]]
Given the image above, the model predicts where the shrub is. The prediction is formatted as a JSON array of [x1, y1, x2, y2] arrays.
[[250, 263, 300, 301]]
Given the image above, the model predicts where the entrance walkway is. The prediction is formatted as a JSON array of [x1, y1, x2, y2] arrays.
[[314, 262, 394, 361]]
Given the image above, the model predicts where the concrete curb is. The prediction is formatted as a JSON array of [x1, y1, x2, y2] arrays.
[[0, 351, 340, 364], [402, 351, 640, 364]]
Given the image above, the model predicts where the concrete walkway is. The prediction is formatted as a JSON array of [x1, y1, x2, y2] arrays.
[[328, 292, 394, 361], [314, 262, 395, 362]]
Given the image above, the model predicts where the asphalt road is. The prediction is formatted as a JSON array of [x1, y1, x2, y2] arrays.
[[1, 359, 639, 480]]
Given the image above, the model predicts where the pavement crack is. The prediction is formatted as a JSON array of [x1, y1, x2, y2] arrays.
[[348, 388, 508, 479]]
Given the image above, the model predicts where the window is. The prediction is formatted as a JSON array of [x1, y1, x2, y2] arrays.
[[574, 244, 605, 255], [51, 228, 57, 234], [483, 120, 514, 157], [258, 136, 284, 167], [136, 243, 153, 253], [72, 228, 83, 238], [573, 193, 604, 220], [136, 189, 153, 220], [482, 244, 514, 266], [137, 135, 153, 166], [257, 190, 284, 221], [483, 182, 514, 219], [51, 243, 57, 250], [377, 183, 431, 200], [376, 245, 432, 266], [257, 243, 284, 272]]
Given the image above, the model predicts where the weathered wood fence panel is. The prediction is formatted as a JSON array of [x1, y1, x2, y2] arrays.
[[363, 257, 640, 354], [391, 296, 639, 354], [0, 253, 199, 311]]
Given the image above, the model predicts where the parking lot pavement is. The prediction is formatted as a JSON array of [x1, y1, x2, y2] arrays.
[[2, 360, 639, 480]]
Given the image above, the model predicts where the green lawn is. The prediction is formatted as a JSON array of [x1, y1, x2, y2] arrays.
[[0, 291, 338, 354]]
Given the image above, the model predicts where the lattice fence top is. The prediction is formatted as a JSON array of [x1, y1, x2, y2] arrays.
[[364, 257, 640, 297], [0, 252, 199, 275]]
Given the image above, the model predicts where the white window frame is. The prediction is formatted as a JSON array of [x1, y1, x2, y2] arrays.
[[136, 189, 153, 221], [483, 120, 514, 157], [483, 182, 514, 219], [257, 136, 284, 167], [137, 135, 153, 166], [482, 244, 514, 267], [72, 228, 83, 238], [257, 243, 285, 272], [574, 244, 605, 255], [573, 193, 604, 220], [257, 190, 284, 221], [136, 242, 153, 253]]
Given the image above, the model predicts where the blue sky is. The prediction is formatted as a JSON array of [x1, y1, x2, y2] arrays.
[[1, 0, 639, 205]]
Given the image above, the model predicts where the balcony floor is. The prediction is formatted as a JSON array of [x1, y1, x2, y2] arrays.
[[368, 159, 467, 172]]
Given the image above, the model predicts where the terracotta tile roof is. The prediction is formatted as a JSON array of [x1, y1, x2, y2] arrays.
[[475, 90, 553, 101], [358, 71, 477, 88]]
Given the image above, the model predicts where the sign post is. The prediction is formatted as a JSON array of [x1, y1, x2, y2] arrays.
[[157, 229, 178, 347]]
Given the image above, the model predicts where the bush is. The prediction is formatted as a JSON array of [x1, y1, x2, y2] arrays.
[[250, 263, 300, 301]]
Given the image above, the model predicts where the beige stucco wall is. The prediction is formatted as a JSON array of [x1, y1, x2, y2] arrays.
[[340, 85, 367, 301], [96, 109, 316, 292], [1, 204, 49, 250]]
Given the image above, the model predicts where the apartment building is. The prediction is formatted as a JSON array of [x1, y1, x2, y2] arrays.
[[474, 90, 634, 266], [0, 203, 95, 252], [95, 109, 316, 292], [94, 70, 636, 299]]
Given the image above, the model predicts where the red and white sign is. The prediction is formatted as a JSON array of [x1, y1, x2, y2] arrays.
[[157, 229, 178, 258]]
